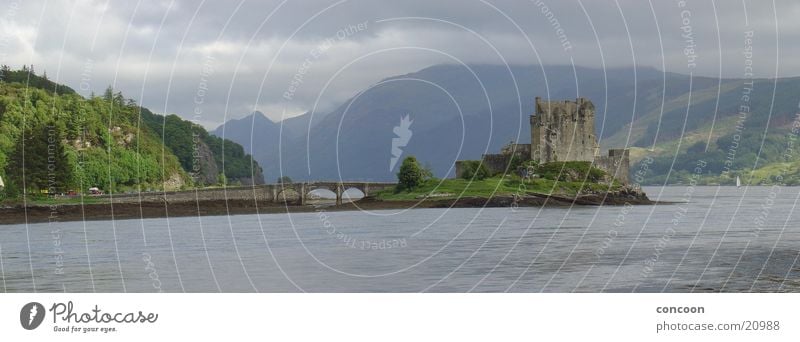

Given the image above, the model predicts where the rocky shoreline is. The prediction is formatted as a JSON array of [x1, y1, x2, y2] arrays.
[[0, 189, 656, 225]]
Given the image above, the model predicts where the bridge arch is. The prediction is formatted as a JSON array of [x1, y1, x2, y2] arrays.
[[340, 187, 365, 203], [273, 184, 304, 204]]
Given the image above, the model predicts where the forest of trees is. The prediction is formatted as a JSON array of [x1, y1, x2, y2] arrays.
[[0, 65, 262, 198]]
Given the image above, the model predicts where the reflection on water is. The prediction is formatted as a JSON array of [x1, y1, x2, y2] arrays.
[[1, 186, 799, 292]]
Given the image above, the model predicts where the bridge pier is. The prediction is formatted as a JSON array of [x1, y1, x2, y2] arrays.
[[298, 183, 306, 206], [335, 184, 343, 206]]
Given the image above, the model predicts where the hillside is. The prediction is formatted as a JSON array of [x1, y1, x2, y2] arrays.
[[215, 64, 800, 185], [605, 76, 800, 185], [140, 109, 264, 186], [0, 66, 262, 198]]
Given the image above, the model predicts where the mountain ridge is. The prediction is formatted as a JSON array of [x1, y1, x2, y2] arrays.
[[214, 63, 800, 185]]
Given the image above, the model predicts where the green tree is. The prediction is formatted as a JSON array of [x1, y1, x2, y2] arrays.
[[5, 123, 73, 195], [277, 176, 292, 184], [396, 156, 427, 191]]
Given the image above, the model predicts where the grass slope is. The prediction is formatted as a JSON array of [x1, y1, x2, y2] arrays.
[[375, 176, 621, 201]]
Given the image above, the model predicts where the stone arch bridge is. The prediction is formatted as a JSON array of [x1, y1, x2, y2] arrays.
[[273, 181, 396, 205], [107, 181, 397, 205]]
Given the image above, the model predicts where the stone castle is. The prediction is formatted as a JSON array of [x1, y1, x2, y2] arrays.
[[456, 97, 630, 183]]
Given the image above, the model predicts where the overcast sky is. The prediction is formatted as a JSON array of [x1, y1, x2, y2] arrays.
[[0, 0, 796, 128]]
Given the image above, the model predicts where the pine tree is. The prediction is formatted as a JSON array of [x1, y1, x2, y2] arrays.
[[103, 85, 114, 102], [6, 123, 73, 195], [0, 65, 9, 81]]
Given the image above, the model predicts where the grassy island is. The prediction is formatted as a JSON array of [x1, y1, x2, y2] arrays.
[[376, 160, 629, 201], [374, 176, 624, 201]]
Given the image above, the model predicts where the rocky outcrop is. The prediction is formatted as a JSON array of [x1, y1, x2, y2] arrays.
[[191, 140, 219, 185], [163, 172, 185, 191]]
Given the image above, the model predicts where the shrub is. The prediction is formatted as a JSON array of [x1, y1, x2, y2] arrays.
[[507, 155, 523, 173], [459, 160, 490, 180]]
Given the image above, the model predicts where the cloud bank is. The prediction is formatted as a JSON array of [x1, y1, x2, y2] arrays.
[[0, 0, 794, 128]]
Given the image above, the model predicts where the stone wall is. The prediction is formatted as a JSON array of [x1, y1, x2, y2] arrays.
[[505, 143, 531, 161], [481, 154, 511, 176], [455, 160, 470, 179], [594, 149, 630, 184], [530, 97, 598, 163], [108, 186, 275, 204], [103, 182, 396, 205]]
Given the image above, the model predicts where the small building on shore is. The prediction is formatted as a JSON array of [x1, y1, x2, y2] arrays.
[[455, 97, 630, 183]]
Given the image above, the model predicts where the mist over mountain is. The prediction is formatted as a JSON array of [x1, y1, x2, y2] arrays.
[[214, 64, 800, 184]]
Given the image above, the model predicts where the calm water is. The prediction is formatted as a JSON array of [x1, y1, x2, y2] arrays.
[[1, 186, 799, 292]]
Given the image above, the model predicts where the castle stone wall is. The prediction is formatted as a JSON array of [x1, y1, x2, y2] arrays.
[[481, 154, 511, 176], [454, 96, 631, 184], [455, 161, 470, 179], [531, 97, 598, 163], [594, 149, 630, 184]]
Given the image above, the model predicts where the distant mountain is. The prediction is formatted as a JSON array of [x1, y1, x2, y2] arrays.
[[213, 64, 800, 184]]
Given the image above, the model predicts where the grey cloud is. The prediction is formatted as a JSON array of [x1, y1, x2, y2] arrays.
[[2, 0, 798, 128]]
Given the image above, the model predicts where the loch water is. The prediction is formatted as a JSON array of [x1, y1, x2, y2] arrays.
[[1, 186, 799, 292]]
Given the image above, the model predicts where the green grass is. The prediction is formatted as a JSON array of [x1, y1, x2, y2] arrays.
[[375, 176, 622, 201]]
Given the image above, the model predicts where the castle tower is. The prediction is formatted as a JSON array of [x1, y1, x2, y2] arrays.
[[530, 97, 599, 163]]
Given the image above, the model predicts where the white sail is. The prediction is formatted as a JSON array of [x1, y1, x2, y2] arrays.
[[736, 176, 741, 188]]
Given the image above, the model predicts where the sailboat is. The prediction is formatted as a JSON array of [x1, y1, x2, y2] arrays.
[[736, 176, 741, 188]]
